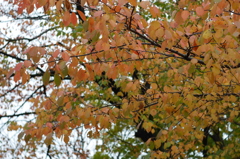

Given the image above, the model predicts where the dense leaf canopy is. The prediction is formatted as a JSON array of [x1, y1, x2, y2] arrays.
[[0, 0, 240, 158]]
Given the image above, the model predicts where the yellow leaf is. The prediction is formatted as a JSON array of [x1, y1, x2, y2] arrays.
[[151, 83, 158, 89], [155, 28, 164, 39], [203, 29, 212, 39], [154, 139, 162, 149], [162, 130, 168, 135], [150, 109, 157, 116], [165, 106, 174, 114], [172, 145, 178, 153], [212, 66, 220, 76], [214, 29, 223, 38]]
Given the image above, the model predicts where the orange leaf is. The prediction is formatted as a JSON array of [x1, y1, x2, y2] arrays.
[[94, 11, 103, 17], [88, 17, 94, 32], [26, 5, 34, 14], [140, 1, 150, 9], [38, 0, 48, 7], [95, 40, 103, 51], [118, 0, 128, 6], [7, 68, 14, 79], [112, 6, 121, 12], [56, 0, 61, 11], [131, 50, 139, 55], [49, 0, 55, 7], [64, 0, 71, 10], [14, 71, 21, 82], [38, 47, 46, 55], [162, 130, 168, 135], [149, 6, 160, 18], [22, 71, 29, 84], [165, 30, 172, 39], [196, 7, 205, 16], [15, 63, 23, 71], [128, 0, 137, 6], [64, 135, 69, 143], [150, 109, 157, 116], [46, 123, 53, 128], [62, 52, 70, 61], [181, 10, 189, 21], [192, 39, 199, 51], [60, 116, 70, 122], [151, 83, 158, 89], [102, 42, 110, 51], [77, 10, 86, 21], [155, 28, 164, 39], [52, 49, 60, 58], [17, 4, 25, 14], [191, 58, 198, 64], [174, 11, 184, 25], [71, 12, 77, 25], [63, 11, 71, 26]]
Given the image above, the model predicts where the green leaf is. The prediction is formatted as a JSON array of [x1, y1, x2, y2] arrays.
[[43, 70, 50, 86], [57, 96, 64, 106], [91, 30, 100, 43], [54, 73, 61, 86], [188, 64, 196, 74], [59, 61, 68, 78], [92, 152, 110, 159], [44, 133, 53, 146]]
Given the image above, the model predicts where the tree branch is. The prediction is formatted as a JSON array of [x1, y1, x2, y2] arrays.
[[0, 50, 25, 62], [0, 112, 36, 119], [0, 83, 22, 98], [6, 27, 59, 42], [14, 85, 44, 113], [0, 50, 44, 73], [46, 144, 52, 159]]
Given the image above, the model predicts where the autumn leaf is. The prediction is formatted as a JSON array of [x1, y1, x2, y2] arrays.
[[77, 10, 86, 21], [54, 73, 61, 86], [181, 10, 189, 21], [128, 0, 137, 6], [43, 70, 50, 85], [196, 6, 206, 17], [203, 29, 212, 39], [2, 0, 240, 158]]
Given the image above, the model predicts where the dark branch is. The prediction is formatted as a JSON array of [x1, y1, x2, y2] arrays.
[[14, 85, 44, 113], [6, 27, 59, 42], [0, 83, 22, 98], [0, 50, 44, 73], [128, 28, 206, 66], [0, 112, 36, 119], [46, 145, 52, 159], [0, 50, 25, 62], [15, 15, 49, 20]]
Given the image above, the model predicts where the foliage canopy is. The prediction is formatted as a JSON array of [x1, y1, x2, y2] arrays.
[[0, 0, 240, 158]]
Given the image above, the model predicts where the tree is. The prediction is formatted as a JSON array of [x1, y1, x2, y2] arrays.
[[0, 0, 240, 158]]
